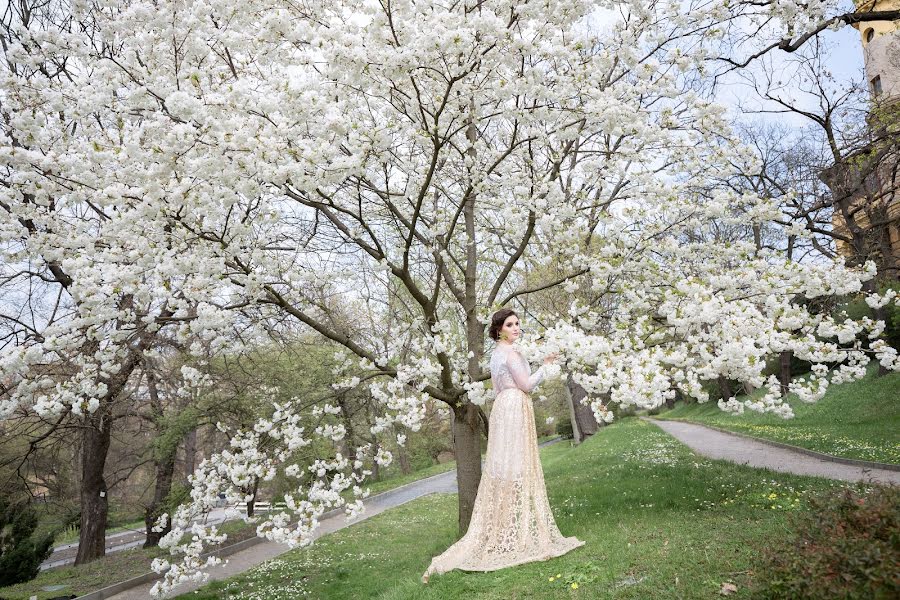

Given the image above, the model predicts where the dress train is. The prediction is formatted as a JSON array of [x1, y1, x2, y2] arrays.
[[421, 386, 584, 581]]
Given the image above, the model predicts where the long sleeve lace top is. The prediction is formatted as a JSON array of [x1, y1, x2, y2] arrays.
[[490, 343, 545, 394]]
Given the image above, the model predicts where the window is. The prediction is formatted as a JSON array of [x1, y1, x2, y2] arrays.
[[871, 75, 883, 97], [864, 28, 875, 44]]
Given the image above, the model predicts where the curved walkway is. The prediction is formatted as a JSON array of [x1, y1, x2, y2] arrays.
[[644, 417, 900, 485]]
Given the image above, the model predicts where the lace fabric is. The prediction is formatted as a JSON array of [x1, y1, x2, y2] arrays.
[[490, 343, 546, 393], [422, 343, 585, 581]]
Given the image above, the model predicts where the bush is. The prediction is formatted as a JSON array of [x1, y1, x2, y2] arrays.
[[556, 416, 574, 440], [755, 483, 899, 599], [0, 497, 54, 587]]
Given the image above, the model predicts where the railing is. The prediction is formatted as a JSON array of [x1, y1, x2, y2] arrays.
[[230, 501, 288, 512]]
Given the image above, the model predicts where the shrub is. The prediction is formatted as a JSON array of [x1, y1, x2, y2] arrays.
[[755, 483, 899, 599], [556, 416, 574, 440], [0, 497, 54, 587]]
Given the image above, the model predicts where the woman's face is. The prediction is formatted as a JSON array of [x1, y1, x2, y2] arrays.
[[500, 315, 520, 342]]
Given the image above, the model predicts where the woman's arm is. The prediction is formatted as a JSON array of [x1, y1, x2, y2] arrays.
[[507, 350, 545, 393]]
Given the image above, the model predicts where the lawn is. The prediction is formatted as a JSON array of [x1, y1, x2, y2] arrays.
[[174, 417, 869, 600], [0, 452, 477, 600], [0, 518, 266, 600], [654, 363, 900, 464]]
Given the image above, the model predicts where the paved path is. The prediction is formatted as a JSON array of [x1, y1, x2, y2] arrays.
[[102, 437, 565, 599], [644, 418, 900, 485], [44, 506, 243, 570]]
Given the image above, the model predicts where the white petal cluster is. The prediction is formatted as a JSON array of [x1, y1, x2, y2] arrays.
[[146, 396, 384, 596], [2, 1, 895, 597]]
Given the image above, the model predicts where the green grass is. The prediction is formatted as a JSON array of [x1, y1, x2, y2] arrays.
[[0, 546, 171, 600], [365, 460, 458, 496], [0, 518, 260, 600], [175, 417, 869, 600], [0, 454, 478, 600], [655, 364, 900, 463]]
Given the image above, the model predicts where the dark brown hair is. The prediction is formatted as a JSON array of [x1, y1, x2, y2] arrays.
[[488, 308, 517, 341]]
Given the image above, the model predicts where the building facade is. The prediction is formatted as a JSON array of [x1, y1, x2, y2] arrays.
[[825, 1, 899, 277], [856, 0, 900, 98]]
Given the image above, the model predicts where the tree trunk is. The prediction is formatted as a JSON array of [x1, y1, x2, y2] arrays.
[[143, 453, 175, 548], [868, 200, 898, 285], [365, 402, 381, 481], [74, 409, 112, 565], [182, 428, 197, 481], [563, 375, 599, 444], [245, 476, 259, 518], [572, 379, 600, 439], [337, 394, 363, 479], [144, 371, 175, 548], [779, 350, 793, 397], [393, 425, 412, 475], [562, 375, 582, 444], [451, 402, 483, 537], [665, 388, 679, 410], [397, 446, 412, 475], [72, 299, 166, 564], [718, 376, 732, 401]]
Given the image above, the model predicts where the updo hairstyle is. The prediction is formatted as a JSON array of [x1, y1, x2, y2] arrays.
[[488, 308, 517, 341]]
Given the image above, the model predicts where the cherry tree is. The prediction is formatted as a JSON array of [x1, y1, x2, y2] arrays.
[[2, 0, 899, 595]]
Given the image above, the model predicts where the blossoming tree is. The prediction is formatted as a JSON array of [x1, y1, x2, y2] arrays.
[[2, 0, 898, 594]]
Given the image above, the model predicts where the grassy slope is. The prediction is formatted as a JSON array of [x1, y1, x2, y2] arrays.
[[176, 417, 870, 600], [0, 458, 469, 600], [655, 364, 900, 463], [0, 518, 255, 600]]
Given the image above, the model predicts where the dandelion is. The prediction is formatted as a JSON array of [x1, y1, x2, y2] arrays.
[[572, 582, 579, 589]]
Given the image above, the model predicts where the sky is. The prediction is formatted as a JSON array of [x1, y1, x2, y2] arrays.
[[716, 23, 869, 128]]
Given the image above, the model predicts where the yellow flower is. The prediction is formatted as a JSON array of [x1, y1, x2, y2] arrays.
[[549, 577, 555, 582], [556, 573, 561, 577], [572, 582, 579, 589]]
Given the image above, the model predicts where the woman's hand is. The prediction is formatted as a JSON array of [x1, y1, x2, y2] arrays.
[[543, 352, 558, 365]]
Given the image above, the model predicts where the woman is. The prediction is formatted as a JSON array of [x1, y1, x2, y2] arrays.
[[421, 308, 585, 583]]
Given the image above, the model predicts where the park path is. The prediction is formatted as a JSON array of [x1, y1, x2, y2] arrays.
[[644, 417, 900, 485], [43, 506, 243, 570], [99, 437, 563, 600]]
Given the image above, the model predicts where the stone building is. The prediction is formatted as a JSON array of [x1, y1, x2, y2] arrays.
[[856, 0, 900, 99], [823, 1, 899, 277]]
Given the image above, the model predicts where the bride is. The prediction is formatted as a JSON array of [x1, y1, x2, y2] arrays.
[[422, 308, 585, 583]]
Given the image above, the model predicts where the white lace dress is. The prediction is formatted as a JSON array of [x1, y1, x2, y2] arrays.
[[421, 342, 585, 581]]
